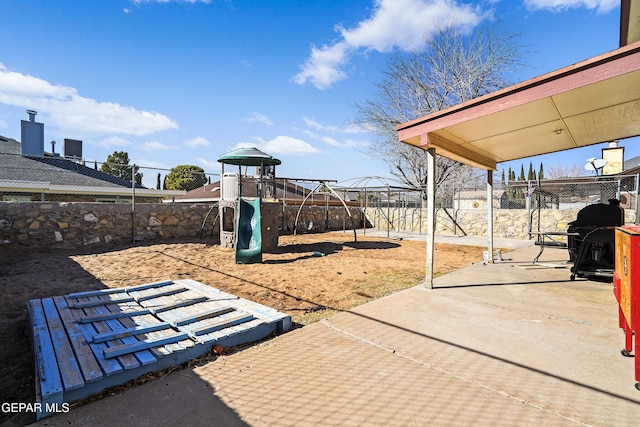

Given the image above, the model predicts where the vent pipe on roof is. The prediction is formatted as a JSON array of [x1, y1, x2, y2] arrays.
[[26, 110, 37, 122]]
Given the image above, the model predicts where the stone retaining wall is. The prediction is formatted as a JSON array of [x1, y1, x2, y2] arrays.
[[2, 202, 633, 250], [0, 202, 364, 250], [0, 202, 215, 250], [364, 207, 636, 240]]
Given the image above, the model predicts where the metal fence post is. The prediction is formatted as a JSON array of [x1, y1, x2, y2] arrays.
[[633, 173, 640, 224], [131, 164, 136, 243]]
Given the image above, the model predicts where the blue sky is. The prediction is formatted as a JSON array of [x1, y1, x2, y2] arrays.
[[0, 0, 629, 187]]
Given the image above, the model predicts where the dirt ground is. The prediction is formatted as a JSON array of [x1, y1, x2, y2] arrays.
[[0, 232, 485, 424]]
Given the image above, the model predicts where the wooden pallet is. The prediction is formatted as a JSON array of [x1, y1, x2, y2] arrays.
[[27, 279, 291, 420]]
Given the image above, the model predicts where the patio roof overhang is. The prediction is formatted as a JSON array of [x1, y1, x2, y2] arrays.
[[397, 42, 640, 171]]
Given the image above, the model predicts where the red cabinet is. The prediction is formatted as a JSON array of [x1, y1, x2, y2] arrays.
[[614, 226, 640, 390]]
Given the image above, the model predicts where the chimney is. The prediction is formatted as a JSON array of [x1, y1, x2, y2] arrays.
[[20, 110, 45, 156]]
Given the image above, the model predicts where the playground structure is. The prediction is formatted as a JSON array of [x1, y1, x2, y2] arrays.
[[291, 179, 358, 242], [217, 147, 281, 264]]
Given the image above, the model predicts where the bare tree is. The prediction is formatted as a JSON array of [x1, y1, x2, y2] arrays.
[[546, 163, 584, 179], [353, 21, 524, 200]]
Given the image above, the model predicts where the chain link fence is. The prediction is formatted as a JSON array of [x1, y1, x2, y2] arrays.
[[453, 175, 638, 215], [339, 175, 639, 236], [3, 148, 639, 240]]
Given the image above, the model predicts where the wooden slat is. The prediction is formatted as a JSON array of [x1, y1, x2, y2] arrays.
[[124, 280, 175, 293], [27, 300, 64, 400], [91, 322, 172, 344], [67, 280, 174, 299], [68, 295, 135, 309], [66, 300, 123, 377], [86, 302, 140, 370], [151, 296, 209, 314], [134, 286, 187, 302], [188, 313, 254, 337], [101, 300, 157, 366], [119, 313, 168, 357], [41, 298, 85, 392], [78, 308, 152, 324], [78, 297, 211, 324], [67, 288, 125, 299], [169, 306, 235, 327], [53, 296, 103, 383], [103, 333, 189, 359]]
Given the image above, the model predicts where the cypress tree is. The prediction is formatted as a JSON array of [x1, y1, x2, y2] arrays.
[[538, 163, 545, 180]]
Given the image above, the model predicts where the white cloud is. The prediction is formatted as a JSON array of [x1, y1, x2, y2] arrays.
[[294, 0, 486, 89], [0, 118, 7, 129], [140, 141, 176, 151], [294, 42, 350, 90], [98, 136, 132, 148], [243, 112, 273, 126], [184, 136, 211, 148], [196, 156, 221, 171], [303, 117, 340, 133], [342, 138, 367, 148], [0, 63, 178, 137], [322, 136, 342, 147], [300, 117, 371, 148], [523, 0, 618, 13], [236, 136, 320, 155]]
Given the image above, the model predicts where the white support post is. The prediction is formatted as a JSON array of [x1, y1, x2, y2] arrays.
[[425, 148, 436, 288], [487, 170, 494, 263]]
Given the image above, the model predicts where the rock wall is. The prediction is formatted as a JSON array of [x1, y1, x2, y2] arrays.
[[364, 207, 636, 240], [0, 202, 364, 250], [0, 202, 214, 249], [2, 201, 632, 250]]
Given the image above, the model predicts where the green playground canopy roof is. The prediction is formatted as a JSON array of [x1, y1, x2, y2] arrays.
[[217, 147, 281, 167]]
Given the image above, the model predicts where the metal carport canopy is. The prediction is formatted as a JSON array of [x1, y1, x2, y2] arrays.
[[396, 41, 640, 287]]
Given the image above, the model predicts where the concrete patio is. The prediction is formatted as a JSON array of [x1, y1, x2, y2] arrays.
[[31, 238, 640, 426]]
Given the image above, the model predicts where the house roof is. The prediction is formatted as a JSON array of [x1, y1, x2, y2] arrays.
[[0, 153, 141, 189], [397, 42, 640, 171], [177, 178, 320, 202], [0, 137, 185, 198]]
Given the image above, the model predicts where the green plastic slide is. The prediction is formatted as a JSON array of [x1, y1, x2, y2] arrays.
[[235, 197, 262, 264]]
